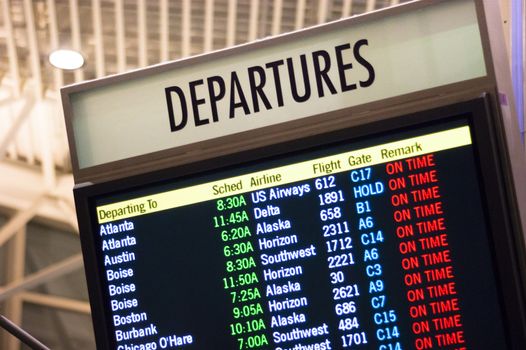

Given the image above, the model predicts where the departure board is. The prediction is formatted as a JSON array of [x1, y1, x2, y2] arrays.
[[82, 116, 512, 350]]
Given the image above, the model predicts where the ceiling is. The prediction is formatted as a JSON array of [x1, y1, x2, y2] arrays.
[[0, 0, 409, 229], [0, 0, 517, 349]]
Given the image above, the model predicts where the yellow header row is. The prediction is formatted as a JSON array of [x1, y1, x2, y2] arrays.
[[96, 126, 472, 223]]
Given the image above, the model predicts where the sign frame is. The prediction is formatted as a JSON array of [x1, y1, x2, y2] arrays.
[[62, 0, 526, 348], [74, 97, 526, 349], [61, 0, 504, 184]]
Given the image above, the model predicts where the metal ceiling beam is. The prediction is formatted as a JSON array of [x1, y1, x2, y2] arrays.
[[295, 0, 306, 30], [69, 0, 84, 82], [342, 0, 352, 17], [21, 292, 90, 315], [272, 0, 283, 36], [204, 0, 214, 52], [159, 0, 169, 61], [248, 0, 259, 41], [55, 199, 79, 234], [366, 0, 376, 12], [0, 253, 84, 302], [137, 0, 147, 66], [92, 0, 105, 78], [115, 0, 126, 72], [2, 0, 21, 97], [226, 0, 237, 47], [0, 195, 43, 247], [0, 162, 74, 227], [35, 105, 56, 191], [0, 95, 35, 161], [22, 0, 43, 99], [47, 0, 64, 91], [0, 99, 18, 108], [182, 0, 191, 57], [1, 227, 26, 350], [16, 102, 35, 165], [318, 0, 328, 24]]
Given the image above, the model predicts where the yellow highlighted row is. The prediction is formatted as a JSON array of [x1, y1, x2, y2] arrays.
[[96, 126, 472, 223]]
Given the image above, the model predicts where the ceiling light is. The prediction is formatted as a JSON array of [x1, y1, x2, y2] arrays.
[[49, 49, 85, 70]]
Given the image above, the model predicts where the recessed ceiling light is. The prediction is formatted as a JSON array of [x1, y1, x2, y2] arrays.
[[49, 49, 85, 70]]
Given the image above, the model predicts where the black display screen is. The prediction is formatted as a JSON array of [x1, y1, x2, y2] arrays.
[[79, 105, 519, 350]]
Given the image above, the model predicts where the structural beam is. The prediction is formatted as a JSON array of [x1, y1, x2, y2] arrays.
[[0, 195, 43, 247], [55, 199, 79, 234], [35, 103, 57, 191], [47, 0, 64, 91], [2, 0, 21, 97], [318, 0, 328, 24], [69, 0, 84, 82], [226, 0, 237, 47], [21, 292, 90, 315], [248, 0, 259, 41], [137, 0, 147, 66], [366, 0, 376, 12], [182, 0, 191, 57], [0, 163, 74, 228], [204, 0, 214, 52], [1, 227, 26, 350], [92, 0, 105, 78], [272, 0, 283, 36], [115, 0, 126, 72], [159, 0, 169, 61], [0, 254, 84, 302], [342, 0, 352, 17], [0, 95, 35, 161], [22, 0, 43, 99], [295, 0, 306, 30]]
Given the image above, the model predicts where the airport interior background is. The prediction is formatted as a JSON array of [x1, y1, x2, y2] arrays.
[[0, 0, 524, 349]]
